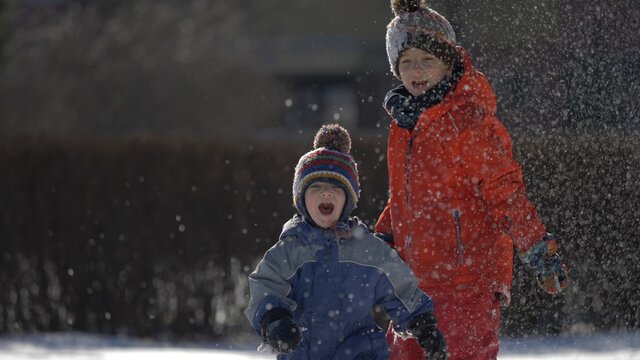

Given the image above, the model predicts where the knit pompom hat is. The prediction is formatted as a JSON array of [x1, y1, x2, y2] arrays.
[[293, 124, 360, 224], [386, 0, 459, 79]]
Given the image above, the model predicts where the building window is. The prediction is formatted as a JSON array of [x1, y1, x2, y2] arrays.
[[282, 79, 358, 131]]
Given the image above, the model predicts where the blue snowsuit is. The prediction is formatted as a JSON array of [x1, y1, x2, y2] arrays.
[[245, 215, 433, 359]]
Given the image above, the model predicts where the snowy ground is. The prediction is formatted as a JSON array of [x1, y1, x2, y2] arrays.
[[0, 330, 639, 359]]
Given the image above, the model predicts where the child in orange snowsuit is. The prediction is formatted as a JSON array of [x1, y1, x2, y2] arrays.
[[375, 1, 570, 359]]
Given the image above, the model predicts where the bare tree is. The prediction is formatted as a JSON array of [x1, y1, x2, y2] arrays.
[[0, 0, 279, 137]]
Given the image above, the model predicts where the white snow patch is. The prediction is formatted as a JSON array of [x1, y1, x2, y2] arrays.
[[0, 330, 638, 359]]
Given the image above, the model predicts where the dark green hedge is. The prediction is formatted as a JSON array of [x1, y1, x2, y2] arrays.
[[0, 132, 638, 339]]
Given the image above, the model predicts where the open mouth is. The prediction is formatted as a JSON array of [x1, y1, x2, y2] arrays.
[[318, 203, 335, 215], [413, 80, 429, 89]]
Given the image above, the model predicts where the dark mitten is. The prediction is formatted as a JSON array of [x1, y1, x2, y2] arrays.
[[260, 308, 301, 354], [409, 312, 447, 360], [520, 233, 570, 294], [383, 89, 421, 130]]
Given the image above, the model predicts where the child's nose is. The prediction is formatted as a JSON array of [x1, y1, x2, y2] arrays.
[[320, 189, 333, 197]]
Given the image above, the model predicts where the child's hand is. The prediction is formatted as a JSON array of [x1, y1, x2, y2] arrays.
[[409, 312, 447, 360], [520, 234, 570, 294], [383, 89, 421, 129], [260, 309, 301, 354]]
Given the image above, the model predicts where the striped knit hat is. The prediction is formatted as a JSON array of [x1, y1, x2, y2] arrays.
[[293, 124, 360, 223], [386, 0, 459, 79]]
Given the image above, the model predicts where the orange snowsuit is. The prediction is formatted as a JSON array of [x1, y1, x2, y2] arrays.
[[375, 49, 547, 360]]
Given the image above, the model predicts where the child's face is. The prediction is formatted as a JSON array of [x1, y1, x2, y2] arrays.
[[398, 47, 452, 97], [304, 181, 346, 229]]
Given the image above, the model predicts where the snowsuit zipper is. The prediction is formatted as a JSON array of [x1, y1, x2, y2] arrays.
[[453, 208, 464, 265], [405, 134, 414, 205], [404, 129, 418, 264]]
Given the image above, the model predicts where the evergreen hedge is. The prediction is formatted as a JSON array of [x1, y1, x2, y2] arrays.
[[0, 132, 638, 339]]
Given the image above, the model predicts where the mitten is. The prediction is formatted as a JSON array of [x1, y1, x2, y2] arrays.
[[520, 233, 570, 294], [408, 312, 447, 360], [383, 89, 421, 130], [260, 308, 301, 354]]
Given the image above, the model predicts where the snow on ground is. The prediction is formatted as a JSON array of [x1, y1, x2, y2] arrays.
[[0, 330, 639, 359]]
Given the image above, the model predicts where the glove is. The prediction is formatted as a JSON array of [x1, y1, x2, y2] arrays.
[[520, 233, 570, 294], [260, 308, 301, 354], [383, 88, 421, 130], [408, 312, 447, 360]]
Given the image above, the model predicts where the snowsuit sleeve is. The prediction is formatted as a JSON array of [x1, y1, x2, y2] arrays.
[[457, 112, 546, 254], [364, 235, 433, 331], [244, 236, 305, 333]]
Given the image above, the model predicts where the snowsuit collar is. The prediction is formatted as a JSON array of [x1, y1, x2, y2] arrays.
[[280, 214, 365, 243]]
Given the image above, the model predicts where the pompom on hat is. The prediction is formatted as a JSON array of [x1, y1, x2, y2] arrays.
[[293, 124, 360, 224], [386, 0, 459, 79]]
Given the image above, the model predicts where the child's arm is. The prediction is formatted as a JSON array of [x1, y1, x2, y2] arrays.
[[244, 237, 300, 334], [244, 237, 305, 353], [367, 236, 432, 330], [368, 236, 447, 358], [458, 116, 546, 252], [458, 115, 569, 293]]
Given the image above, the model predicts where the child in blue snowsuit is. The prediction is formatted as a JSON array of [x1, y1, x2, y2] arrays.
[[245, 124, 447, 360]]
